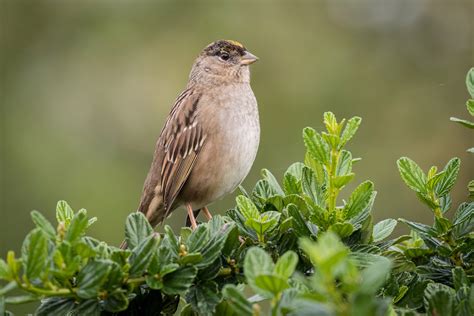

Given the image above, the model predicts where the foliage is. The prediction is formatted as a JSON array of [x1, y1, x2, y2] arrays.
[[450, 67, 474, 198], [1, 70, 473, 315]]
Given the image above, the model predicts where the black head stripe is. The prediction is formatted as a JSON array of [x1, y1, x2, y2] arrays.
[[203, 40, 246, 57]]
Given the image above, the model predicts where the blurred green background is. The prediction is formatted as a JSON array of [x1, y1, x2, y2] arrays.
[[0, 1, 473, 312]]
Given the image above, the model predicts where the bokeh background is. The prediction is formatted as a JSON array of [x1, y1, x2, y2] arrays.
[[1, 0, 473, 312]]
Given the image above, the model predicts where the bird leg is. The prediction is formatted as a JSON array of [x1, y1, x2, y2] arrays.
[[202, 206, 213, 220], [186, 203, 198, 229]]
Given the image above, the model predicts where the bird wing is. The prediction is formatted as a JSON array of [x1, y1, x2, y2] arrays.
[[158, 88, 206, 216]]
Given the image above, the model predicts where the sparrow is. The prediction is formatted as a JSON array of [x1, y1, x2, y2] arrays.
[[132, 40, 260, 237]]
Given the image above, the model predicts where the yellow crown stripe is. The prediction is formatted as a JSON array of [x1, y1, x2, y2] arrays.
[[225, 40, 244, 48]]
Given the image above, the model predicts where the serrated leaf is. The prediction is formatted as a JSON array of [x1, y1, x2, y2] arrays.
[[303, 127, 330, 164], [261, 169, 284, 195], [236, 196, 259, 220], [129, 233, 160, 276], [323, 111, 339, 134], [435, 158, 460, 196], [274, 251, 298, 279], [125, 212, 153, 250], [65, 209, 89, 243], [397, 157, 427, 193], [186, 224, 209, 253], [423, 283, 455, 316], [187, 280, 221, 315], [56, 200, 74, 225], [343, 181, 375, 219], [247, 211, 280, 237], [283, 172, 301, 195], [336, 150, 352, 176], [450, 117, 474, 129], [452, 202, 474, 238], [23, 228, 48, 281], [222, 285, 253, 316], [340, 116, 361, 148], [102, 291, 129, 312], [162, 265, 198, 295], [196, 222, 234, 268], [301, 166, 324, 207], [77, 259, 111, 299], [31, 211, 56, 239], [373, 219, 397, 242]]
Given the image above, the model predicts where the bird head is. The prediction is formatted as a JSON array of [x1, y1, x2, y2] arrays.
[[189, 40, 258, 85]]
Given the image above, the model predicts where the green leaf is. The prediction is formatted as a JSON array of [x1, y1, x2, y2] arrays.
[[31, 211, 56, 239], [23, 228, 48, 281], [0, 259, 10, 280], [162, 265, 198, 295], [254, 274, 289, 296], [36, 298, 75, 316], [397, 157, 427, 193], [466, 67, 474, 98], [197, 222, 234, 268], [125, 212, 153, 250], [372, 219, 397, 242], [261, 169, 284, 195], [332, 173, 355, 189], [244, 247, 274, 289], [102, 291, 129, 312], [398, 218, 437, 237], [186, 224, 209, 253], [336, 150, 352, 176], [65, 209, 89, 243], [55, 200, 74, 225], [187, 281, 221, 316], [339, 116, 361, 148], [359, 256, 392, 295], [423, 283, 455, 316], [301, 166, 324, 207], [452, 267, 469, 291], [283, 172, 301, 195], [247, 211, 280, 237], [467, 99, 474, 116], [129, 233, 160, 276], [450, 117, 474, 129], [236, 196, 259, 220], [452, 202, 474, 238], [73, 299, 101, 315], [222, 285, 253, 316], [343, 181, 375, 219], [323, 111, 339, 134], [274, 251, 298, 279], [303, 127, 330, 164], [77, 259, 112, 299], [329, 222, 354, 238], [435, 158, 460, 196]]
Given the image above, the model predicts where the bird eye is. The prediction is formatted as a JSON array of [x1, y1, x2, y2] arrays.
[[219, 52, 230, 61]]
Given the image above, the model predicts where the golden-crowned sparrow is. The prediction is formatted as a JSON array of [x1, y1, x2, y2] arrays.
[[133, 40, 259, 233]]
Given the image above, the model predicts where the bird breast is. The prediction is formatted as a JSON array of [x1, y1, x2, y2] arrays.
[[178, 83, 260, 209]]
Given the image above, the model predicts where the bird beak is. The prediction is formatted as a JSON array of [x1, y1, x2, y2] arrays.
[[240, 51, 259, 65]]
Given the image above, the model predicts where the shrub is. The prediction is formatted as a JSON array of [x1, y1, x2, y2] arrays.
[[1, 69, 473, 316]]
